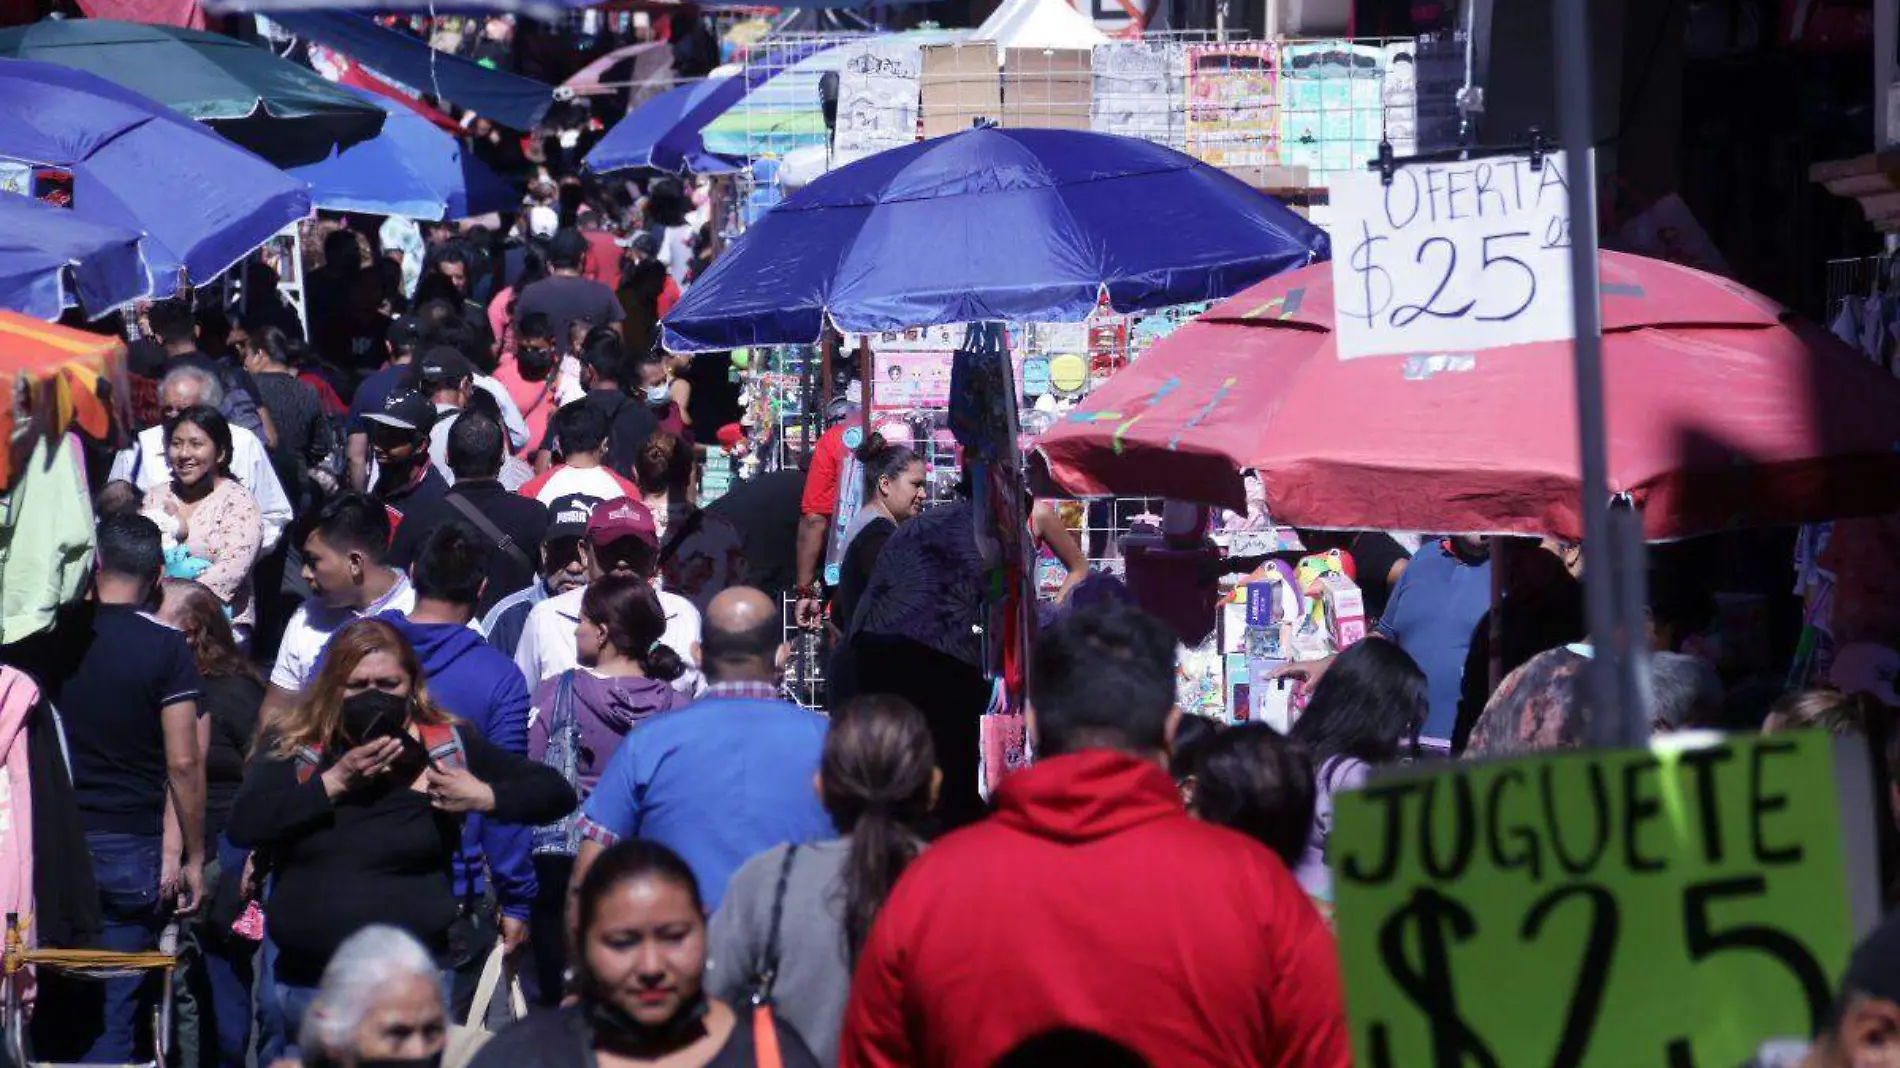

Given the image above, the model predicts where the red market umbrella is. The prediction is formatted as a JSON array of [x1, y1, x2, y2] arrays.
[[1036, 251, 1900, 541]]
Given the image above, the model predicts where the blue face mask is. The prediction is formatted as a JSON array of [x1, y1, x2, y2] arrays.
[[644, 385, 671, 406]]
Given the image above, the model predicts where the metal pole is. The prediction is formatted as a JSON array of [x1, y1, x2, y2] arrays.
[[859, 337, 875, 447], [1553, 0, 1650, 746]]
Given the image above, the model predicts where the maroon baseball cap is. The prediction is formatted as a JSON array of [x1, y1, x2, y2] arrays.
[[585, 496, 658, 549]]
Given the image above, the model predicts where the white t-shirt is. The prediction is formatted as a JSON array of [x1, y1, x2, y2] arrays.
[[513, 583, 704, 698], [521, 464, 640, 508], [659, 224, 696, 285], [269, 573, 418, 692]]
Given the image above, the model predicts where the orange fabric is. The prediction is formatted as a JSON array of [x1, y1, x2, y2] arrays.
[[0, 312, 127, 492], [753, 1004, 784, 1068]]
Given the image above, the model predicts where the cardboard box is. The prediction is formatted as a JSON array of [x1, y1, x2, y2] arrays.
[[1321, 572, 1367, 650], [921, 43, 1001, 139]]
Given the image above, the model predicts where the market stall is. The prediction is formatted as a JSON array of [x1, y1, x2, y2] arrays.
[[1036, 249, 1900, 726], [664, 124, 1327, 739], [0, 313, 128, 643]]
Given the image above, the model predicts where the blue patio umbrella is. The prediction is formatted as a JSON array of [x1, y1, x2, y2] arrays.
[[661, 126, 1331, 351], [0, 59, 310, 300], [0, 192, 151, 321], [292, 87, 515, 221], [587, 40, 840, 176], [585, 76, 744, 176]]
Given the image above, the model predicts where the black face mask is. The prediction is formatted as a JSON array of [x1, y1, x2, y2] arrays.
[[340, 689, 410, 748], [354, 1054, 443, 1068], [580, 972, 709, 1057]]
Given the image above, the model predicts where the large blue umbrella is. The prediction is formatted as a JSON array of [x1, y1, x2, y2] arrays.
[[587, 40, 840, 177], [0, 59, 310, 299], [292, 87, 515, 221], [585, 77, 744, 176], [662, 126, 1331, 351], [0, 192, 151, 321]]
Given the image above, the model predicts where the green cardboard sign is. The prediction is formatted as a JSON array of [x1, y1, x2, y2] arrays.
[[1331, 732, 1871, 1068]]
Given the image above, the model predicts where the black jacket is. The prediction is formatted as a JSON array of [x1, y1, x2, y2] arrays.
[[228, 725, 574, 985], [444, 479, 552, 613]]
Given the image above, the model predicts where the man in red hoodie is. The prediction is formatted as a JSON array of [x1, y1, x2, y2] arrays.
[[840, 605, 1351, 1068]]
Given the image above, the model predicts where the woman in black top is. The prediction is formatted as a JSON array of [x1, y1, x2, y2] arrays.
[[228, 619, 574, 1054], [470, 840, 819, 1068], [159, 578, 264, 1068], [241, 326, 337, 474], [828, 436, 925, 702]]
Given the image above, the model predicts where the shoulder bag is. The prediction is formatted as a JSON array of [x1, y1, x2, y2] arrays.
[[532, 670, 582, 858], [445, 491, 537, 576], [747, 844, 799, 1068]]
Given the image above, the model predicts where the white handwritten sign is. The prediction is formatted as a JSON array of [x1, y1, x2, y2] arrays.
[[1091, 42, 1181, 148], [834, 42, 923, 157], [1330, 152, 1578, 360]]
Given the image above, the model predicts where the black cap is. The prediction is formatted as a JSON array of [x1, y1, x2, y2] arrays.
[[417, 346, 474, 387], [548, 228, 589, 267], [1843, 908, 1900, 1007], [546, 492, 601, 539], [364, 387, 437, 434], [387, 315, 423, 351]]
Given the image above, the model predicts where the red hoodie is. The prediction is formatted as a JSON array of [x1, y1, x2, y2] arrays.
[[840, 750, 1350, 1068]]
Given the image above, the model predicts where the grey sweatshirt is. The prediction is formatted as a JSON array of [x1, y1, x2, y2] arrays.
[[705, 838, 853, 1067]]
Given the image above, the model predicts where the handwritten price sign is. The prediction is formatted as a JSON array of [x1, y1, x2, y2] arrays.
[[1330, 152, 1578, 359], [1330, 733, 1873, 1068]]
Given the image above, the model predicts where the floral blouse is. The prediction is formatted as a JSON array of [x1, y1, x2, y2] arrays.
[[142, 477, 265, 627]]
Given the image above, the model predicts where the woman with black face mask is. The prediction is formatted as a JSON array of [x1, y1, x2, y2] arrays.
[[469, 840, 821, 1068], [229, 619, 576, 1062]]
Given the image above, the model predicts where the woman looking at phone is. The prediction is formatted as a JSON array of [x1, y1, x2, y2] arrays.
[[228, 619, 576, 1057]]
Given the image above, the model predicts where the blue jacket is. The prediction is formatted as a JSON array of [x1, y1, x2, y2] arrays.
[[379, 612, 537, 921]]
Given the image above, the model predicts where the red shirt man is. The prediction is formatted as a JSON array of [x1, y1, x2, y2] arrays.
[[793, 421, 852, 625]]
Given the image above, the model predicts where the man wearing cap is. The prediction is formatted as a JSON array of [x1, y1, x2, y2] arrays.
[[513, 230, 624, 359], [346, 315, 425, 492], [364, 386, 453, 567], [514, 496, 703, 697], [1794, 907, 1900, 1067], [481, 492, 592, 660], [419, 347, 478, 482]]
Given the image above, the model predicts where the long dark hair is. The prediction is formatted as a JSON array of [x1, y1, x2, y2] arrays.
[[247, 324, 299, 369], [162, 579, 260, 682], [634, 431, 692, 499], [824, 695, 936, 962], [1289, 639, 1427, 766], [580, 575, 685, 682], [1190, 723, 1315, 868]]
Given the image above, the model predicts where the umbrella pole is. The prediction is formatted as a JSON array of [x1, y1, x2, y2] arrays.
[[821, 332, 836, 413], [861, 337, 874, 447], [1554, 0, 1652, 747]]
